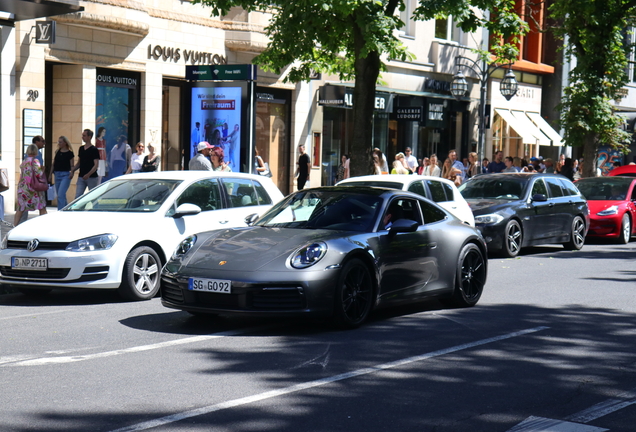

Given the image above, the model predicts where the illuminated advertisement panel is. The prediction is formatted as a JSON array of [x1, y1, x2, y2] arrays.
[[190, 85, 243, 172]]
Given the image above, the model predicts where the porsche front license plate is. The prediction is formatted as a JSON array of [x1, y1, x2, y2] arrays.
[[12, 257, 48, 270], [188, 277, 232, 294]]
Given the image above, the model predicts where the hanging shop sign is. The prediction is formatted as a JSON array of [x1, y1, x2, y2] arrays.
[[35, 20, 56, 44], [317, 86, 392, 112], [396, 107, 422, 121], [424, 98, 448, 128]]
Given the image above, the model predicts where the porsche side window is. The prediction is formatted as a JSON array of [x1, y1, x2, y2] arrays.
[[531, 179, 547, 197], [425, 180, 448, 202], [383, 198, 423, 228], [418, 200, 446, 224], [545, 178, 564, 198], [407, 181, 427, 199], [172, 179, 221, 214]]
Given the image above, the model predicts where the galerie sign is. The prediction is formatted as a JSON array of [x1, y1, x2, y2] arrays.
[[148, 44, 228, 65]]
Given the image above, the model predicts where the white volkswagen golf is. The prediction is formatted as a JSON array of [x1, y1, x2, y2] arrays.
[[0, 171, 283, 300]]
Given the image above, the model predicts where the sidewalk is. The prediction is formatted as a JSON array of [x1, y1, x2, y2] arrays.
[[1, 206, 58, 238]]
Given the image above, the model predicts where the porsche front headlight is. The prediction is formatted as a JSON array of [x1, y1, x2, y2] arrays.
[[66, 234, 118, 252], [291, 242, 327, 269], [172, 235, 197, 260], [597, 205, 618, 216], [474, 213, 504, 225]]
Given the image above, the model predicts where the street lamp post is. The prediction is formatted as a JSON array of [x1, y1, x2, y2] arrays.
[[450, 56, 518, 170]]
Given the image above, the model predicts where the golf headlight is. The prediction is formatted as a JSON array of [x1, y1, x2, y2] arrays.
[[172, 235, 197, 259], [474, 213, 504, 225], [597, 205, 618, 216], [66, 234, 118, 252], [291, 242, 327, 269]]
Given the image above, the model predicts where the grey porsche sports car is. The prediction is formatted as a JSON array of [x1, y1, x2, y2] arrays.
[[161, 187, 488, 328]]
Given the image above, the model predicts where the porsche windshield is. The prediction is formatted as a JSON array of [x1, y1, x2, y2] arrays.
[[459, 176, 528, 200], [256, 190, 383, 231], [64, 179, 182, 212]]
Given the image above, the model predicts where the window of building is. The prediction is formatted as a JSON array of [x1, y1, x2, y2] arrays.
[[399, 0, 415, 37], [434, 16, 461, 42], [626, 28, 636, 83]]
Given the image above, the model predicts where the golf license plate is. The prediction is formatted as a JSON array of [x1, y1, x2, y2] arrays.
[[12, 257, 48, 271], [188, 277, 231, 294]]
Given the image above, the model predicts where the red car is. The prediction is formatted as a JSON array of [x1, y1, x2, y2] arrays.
[[575, 176, 636, 243], [608, 165, 636, 177]]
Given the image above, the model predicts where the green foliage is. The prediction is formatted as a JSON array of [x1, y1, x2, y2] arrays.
[[550, 0, 636, 154]]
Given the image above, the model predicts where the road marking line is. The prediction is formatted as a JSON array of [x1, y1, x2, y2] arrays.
[[3, 328, 260, 367], [109, 326, 549, 432], [506, 416, 608, 432], [565, 387, 636, 424], [507, 387, 636, 431]]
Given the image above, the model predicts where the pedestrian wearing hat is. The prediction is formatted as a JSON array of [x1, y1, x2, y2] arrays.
[[189, 142, 213, 171]]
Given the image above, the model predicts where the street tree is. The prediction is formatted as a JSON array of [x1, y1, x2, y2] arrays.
[[550, 0, 636, 177], [194, 0, 527, 176]]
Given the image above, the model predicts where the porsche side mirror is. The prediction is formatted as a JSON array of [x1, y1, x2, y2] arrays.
[[389, 218, 419, 234], [531, 194, 547, 202], [245, 213, 259, 226], [172, 203, 201, 218]]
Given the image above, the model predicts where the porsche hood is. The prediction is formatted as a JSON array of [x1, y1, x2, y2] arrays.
[[182, 227, 347, 272]]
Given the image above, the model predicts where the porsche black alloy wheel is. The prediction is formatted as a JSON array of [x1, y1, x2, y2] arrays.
[[503, 219, 522, 258], [453, 243, 486, 307], [563, 216, 585, 251], [334, 259, 373, 328], [119, 246, 162, 301]]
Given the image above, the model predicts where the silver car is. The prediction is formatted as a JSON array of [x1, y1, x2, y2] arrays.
[[161, 187, 487, 328]]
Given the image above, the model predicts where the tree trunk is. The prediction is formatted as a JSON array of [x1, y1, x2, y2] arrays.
[[581, 132, 598, 178], [348, 25, 381, 177]]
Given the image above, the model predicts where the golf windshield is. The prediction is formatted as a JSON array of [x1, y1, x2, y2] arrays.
[[65, 179, 181, 212]]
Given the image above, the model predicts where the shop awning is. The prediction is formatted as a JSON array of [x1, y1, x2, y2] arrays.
[[0, 0, 82, 25], [526, 112, 563, 146], [494, 108, 547, 145]]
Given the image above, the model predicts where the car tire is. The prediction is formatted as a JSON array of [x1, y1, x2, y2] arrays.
[[451, 243, 486, 307], [118, 246, 162, 301], [18, 287, 52, 296], [333, 258, 373, 329], [618, 214, 631, 244], [563, 216, 586, 250], [502, 220, 522, 258]]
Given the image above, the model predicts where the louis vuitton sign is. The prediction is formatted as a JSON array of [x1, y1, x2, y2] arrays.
[[35, 21, 56, 44]]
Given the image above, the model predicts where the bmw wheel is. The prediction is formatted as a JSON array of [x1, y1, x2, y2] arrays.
[[618, 214, 631, 244], [563, 216, 585, 250], [452, 243, 486, 307], [502, 220, 522, 258], [333, 259, 373, 329], [118, 246, 162, 301]]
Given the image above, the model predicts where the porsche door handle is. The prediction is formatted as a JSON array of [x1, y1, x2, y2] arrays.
[[429, 242, 438, 249]]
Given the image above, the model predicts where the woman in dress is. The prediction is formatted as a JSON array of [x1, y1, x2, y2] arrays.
[[141, 143, 161, 172], [424, 154, 441, 176], [210, 146, 232, 172], [127, 142, 145, 174], [467, 152, 481, 178], [49, 136, 74, 209], [14, 144, 47, 226], [336, 154, 349, 183], [373, 149, 389, 174], [109, 135, 131, 178]]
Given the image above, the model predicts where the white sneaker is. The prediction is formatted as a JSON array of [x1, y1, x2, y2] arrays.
[[0, 219, 14, 228]]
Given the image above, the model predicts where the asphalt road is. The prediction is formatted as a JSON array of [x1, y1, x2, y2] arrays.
[[1, 239, 636, 432]]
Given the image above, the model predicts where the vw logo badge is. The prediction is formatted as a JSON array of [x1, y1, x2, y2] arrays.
[[27, 239, 40, 252]]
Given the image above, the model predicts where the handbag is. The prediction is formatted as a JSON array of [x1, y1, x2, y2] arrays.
[[29, 160, 49, 192], [47, 184, 57, 201], [0, 168, 9, 192]]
